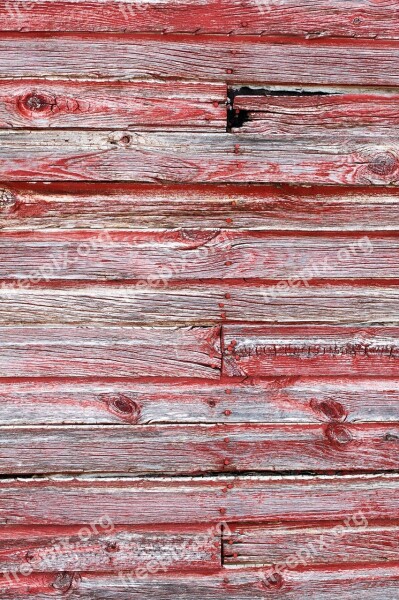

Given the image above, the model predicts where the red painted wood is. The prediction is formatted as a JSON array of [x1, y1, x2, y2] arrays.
[[233, 93, 399, 136], [225, 521, 399, 566], [0, 524, 220, 573], [1, 129, 399, 184], [0, 378, 397, 425], [0, 326, 221, 378], [1, 567, 399, 599], [0, 474, 398, 525], [0, 0, 398, 39], [3, 34, 399, 87], [223, 325, 399, 377], [1, 423, 398, 474], [0, 230, 393, 280], [2, 183, 399, 231], [0, 80, 226, 129]]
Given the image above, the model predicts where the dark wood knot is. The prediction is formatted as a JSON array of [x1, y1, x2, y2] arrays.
[[368, 152, 398, 177], [261, 572, 284, 590], [18, 92, 55, 116], [310, 398, 347, 422], [103, 393, 141, 424], [52, 572, 80, 593], [325, 423, 353, 447]]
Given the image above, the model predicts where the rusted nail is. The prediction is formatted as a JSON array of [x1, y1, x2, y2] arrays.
[[224, 410, 232, 416]]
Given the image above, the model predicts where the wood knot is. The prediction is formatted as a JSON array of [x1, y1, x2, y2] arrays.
[[52, 572, 80, 593], [310, 399, 347, 422], [25, 550, 36, 562], [368, 152, 398, 177], [325, 423, 353, 447], [103, 393, 141, 424], [18, 92, 55, 116], [261, 572, 284, 590], [385, 432, 399, 442], [0, 188, 16, 210]]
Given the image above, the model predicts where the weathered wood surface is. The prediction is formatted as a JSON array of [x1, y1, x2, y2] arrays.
[[0, 378, 397, 425], [0, 231, 392, 280], [1, 285, 399, 325], [223, 326, 399, 377], [0, 80, 226, 130], [224, 522, 399, 566], [4, 35, 399, 87], [233, 93, 399, 136], [0, 475, 398, 525], [0, 524, 219, 573], [2, 183, 399, 231], [0, 326, 221, 378], [2, 130, 399, 184], [1, 423, 398, 474], [1, 567, 399, 599], [2, 0, 399, 39]]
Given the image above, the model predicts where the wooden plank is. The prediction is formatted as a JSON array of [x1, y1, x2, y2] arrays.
[[1, 423, 398, 474], [0, 0, 398, 39], [0, 378, 397, 426], [1, 285, 398, 326], [0, 80, 226, 130], [0, 0, 399, 39], [2, 183, 399, 231], [0, 474, 398, 525], [223, 326, 399, 377], [4, 35, 399, 87], [1, 567, 399, 599], [233, 93, 399, 136], [2, 130, 399, 184], [224, 522, 399, 566], [0, 231, 393, 280], [0, 326, 221, 378], [0, 524, 220, 573]]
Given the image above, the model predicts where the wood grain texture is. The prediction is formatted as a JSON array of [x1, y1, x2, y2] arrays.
[[0, 231, 392, 280], [2, 183, 399, 231], [0, 378, 397, 426], [223, 326, 399, 377], [0, 326, 221, 378], [225, 522, 399, 567], [0, 474, 398, 525], [1, 423, 398, 474], [1, 284, 399, 326], [0, 524, 220, 573], [2, 129, 399, 184], [1, 567, 399, 599], [233, 93, 399, 136], [0, 80, 226, 130], [1, 0, 399, 39], [4, 35, 399, 87]]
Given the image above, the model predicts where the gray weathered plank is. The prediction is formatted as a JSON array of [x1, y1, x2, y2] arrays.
[[0, 326, 221, 378], [0, 423, 397, 474], [0, 378, 397, 425], [0, 474, 398, 525]]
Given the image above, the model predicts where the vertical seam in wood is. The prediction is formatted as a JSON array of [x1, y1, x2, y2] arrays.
[[220, 324, 225, 377]]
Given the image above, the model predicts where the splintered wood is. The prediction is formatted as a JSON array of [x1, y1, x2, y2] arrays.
[[0, 1, 398, 598]]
